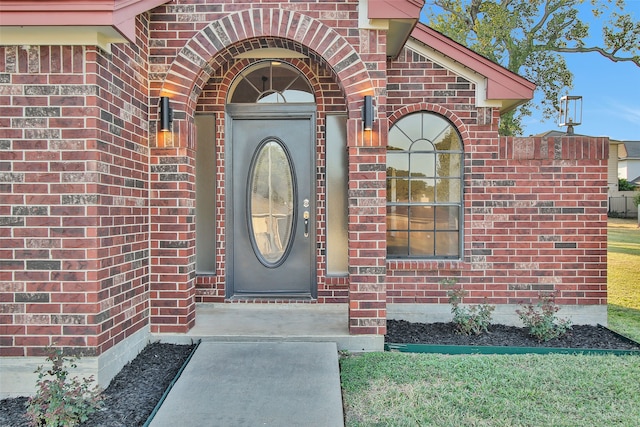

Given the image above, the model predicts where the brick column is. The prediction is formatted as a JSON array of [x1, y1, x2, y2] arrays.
[[491, 135, 609, 306], [347, 118, 387, 335], [149, 145, 196, 333]]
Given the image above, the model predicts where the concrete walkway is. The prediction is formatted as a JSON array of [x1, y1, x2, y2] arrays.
[[149, 341, 344, 427]]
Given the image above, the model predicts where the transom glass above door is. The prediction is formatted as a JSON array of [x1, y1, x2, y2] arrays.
[[228, 61, 315, 104]]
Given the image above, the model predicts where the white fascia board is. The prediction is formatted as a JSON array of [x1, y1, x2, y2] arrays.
[[0, 26, 126, 53], [405, 38, 501, 109]]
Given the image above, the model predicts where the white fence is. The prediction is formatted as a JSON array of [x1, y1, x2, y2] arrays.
[[609, 195, 639, 218]]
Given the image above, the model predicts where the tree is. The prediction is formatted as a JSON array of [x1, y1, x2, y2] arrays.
[[423, 0, 640, 135]]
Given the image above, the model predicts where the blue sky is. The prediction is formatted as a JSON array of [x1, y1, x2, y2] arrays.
[[422, 1, 640, 141], [520, 1, 640, 141]]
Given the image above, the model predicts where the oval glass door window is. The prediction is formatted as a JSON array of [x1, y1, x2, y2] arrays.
[[248, 139, 296, 267]]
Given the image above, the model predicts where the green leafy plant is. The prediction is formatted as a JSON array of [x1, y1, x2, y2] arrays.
[[444, 279, 495, 335], [633, 191, 640, 207], [517, 292, 572, 342], [26, 347, 102, 427], [619, 178, 637, 192]]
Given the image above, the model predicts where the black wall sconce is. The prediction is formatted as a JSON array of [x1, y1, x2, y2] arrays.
[[159, 96, 173, 132], [362, 95, 374, 131]]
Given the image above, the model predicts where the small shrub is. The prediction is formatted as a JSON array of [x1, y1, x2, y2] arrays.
[[445, 280, 495, 335], [619, 178, 636, 191], [517, 292, 572, 342], [26, 347, 102, 427]]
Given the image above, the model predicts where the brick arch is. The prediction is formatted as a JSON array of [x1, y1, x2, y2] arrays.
[[160, 8, 374, 126], [216, 54, 329, 108], [388, 103, 471, 144]]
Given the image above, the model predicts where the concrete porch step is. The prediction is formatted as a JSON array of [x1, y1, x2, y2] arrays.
[[153, 303, 383, 352]]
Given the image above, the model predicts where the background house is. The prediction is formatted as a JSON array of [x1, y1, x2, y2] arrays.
[[618, 141, 640, 186], [610, 140, 640, 217]]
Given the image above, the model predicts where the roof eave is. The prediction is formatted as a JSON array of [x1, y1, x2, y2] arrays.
[[366, 0, 424, 58], [411, 23, 535, 113], [0, 0, 168, 48]]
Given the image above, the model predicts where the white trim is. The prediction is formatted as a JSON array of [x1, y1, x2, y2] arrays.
[[405, 39, 502, 109], [0, 26, 127, 53]]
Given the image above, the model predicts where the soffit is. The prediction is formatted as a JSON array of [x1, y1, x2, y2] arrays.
[[410, 23, 536, 113], [361, 0, 424, 58], [0, 0, 168, 52]]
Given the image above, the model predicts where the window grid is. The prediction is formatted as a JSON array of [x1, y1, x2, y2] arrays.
[[386, 112, 463, 259]]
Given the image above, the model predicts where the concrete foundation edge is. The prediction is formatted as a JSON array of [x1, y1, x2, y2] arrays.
[[0, 327, 150, 399], [387, 303, 608, 326]]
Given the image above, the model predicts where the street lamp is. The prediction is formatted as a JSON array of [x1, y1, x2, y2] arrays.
[[558, 95, 582, 135]]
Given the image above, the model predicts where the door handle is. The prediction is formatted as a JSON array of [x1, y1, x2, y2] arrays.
[[303, 211, 309, 238]]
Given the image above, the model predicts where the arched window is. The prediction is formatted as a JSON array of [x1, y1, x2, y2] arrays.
[[386, 112, 463, 258], [228, 61, 314, 104]]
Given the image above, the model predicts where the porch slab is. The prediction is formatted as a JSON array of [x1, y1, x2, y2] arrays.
[[153, 303, 383, 352], [149, 341, 344, 427]]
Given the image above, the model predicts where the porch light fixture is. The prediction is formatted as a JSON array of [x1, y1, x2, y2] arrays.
[[362, 95, 374, 131], [159, 96, 173, 132], [558, 95, 582, 135]]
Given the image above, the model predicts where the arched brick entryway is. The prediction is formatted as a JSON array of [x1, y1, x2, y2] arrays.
[[149, 8, 387, 336], [157, 9, 376, 133]]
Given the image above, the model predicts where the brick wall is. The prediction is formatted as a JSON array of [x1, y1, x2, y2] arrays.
[[0, 0, 609, 360], [147, 0, 388, 334], [387, 135, 609, 307], [384, 43, 608, 312], [347, 146, 387, 334], [1, 15, 151, 356]]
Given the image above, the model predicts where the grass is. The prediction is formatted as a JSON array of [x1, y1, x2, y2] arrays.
[[341, 352, 640, 426], [340, 218, 640, 426], [607, 218, 640, 342]]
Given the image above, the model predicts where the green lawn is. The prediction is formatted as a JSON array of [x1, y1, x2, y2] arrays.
[[340, 218, 640, 426], [607, 218, 640, 342], [341, 352, 640, 426]]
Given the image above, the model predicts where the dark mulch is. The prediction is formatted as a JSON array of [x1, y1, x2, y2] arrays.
[[0, 342, 195, 427], [386, 320, 640, 350]]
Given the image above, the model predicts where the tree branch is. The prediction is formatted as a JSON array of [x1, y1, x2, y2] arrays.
[[529, 2, 553, 36], [554, 46, 640, 66]]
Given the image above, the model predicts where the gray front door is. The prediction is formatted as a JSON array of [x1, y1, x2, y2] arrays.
[[227, 105, 316, 297]]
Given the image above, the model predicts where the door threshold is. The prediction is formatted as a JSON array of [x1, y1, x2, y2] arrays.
[[227, 294, 315, 302]]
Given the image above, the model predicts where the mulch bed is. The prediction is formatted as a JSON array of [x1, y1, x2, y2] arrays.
[[386, 320, 640, 350], [0, 342, 196, 427]]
